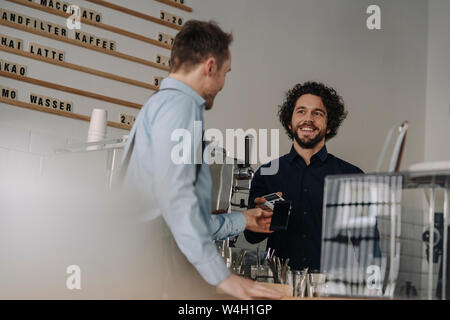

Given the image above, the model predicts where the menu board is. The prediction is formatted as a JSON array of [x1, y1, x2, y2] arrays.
[[0, 0, 193, 130]]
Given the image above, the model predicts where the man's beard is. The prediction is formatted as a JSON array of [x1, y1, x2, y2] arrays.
[[292, 125, 326, 149]]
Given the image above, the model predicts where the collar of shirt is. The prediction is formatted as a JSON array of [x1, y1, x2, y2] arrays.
[[286, 144, 329, 165], [160, 77, 206, 110]]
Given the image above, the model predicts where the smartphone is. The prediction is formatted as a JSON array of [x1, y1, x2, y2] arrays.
[[270, 200, 291, 231], [262, 193, 285, 210]]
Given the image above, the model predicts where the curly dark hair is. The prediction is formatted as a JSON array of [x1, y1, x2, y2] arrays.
[[278, 81, 348, 141]]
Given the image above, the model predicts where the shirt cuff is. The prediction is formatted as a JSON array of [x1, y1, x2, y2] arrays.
[[227, 211, 246, 237], [195, 253, 231, 285]]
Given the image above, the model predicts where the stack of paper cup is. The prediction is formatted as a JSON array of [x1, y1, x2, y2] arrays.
[[87, 108, 107, 150]]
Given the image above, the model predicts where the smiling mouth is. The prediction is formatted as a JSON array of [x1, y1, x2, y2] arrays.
[[299, 127, 317, 133]]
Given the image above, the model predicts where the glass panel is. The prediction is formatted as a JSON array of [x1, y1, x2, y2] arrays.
[[321, 170, 450, 299]]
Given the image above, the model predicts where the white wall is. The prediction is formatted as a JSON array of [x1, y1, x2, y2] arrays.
[[190, 0, 429, 172], [425, 0, 450, 162], [1, 0, 432, 171]]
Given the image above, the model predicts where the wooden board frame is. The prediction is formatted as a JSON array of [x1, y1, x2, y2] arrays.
[[155, 0, 193, 13], [85, 0, 183, 30], [0, 95, 131, 130], [0, 14, 171, 72], [0, 45, 159, 90], [0, 71, 143, 109], [6, 0, 175, 48]]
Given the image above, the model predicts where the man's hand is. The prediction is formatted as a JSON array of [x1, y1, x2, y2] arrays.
[[217, 274, 284, 300], [242, 207, 273, 233], [254, 192, 283, 210], [243, 193, 283, 233]]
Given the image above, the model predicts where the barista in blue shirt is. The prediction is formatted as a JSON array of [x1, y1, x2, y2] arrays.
[[122, 20, 282, 300], [245, 82, 380, 271]]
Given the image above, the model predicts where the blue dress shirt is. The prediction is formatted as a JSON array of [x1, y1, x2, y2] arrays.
[[121, 78, 246, 285]]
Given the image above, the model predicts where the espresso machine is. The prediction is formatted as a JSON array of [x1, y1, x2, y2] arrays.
[[209, 135, 254, 212], [209, 136, 255, 266]]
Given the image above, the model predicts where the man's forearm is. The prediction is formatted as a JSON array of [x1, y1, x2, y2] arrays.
[[210, 212, 246, 241]]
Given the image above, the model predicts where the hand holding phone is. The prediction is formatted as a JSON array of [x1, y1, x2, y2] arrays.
[[261, 193, 285, 211], [257, 193, 291, 231], [270, 200, 291, 231]]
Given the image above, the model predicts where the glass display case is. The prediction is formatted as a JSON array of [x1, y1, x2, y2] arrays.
[[320, 169, 450, 299]]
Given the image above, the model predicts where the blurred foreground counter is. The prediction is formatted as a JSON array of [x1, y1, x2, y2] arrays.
[[215, 282, 388, 300]]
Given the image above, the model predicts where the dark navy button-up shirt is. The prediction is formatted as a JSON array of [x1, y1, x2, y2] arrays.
[[244, 145, 363, 271]]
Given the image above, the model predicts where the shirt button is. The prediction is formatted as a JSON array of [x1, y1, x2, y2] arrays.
[[302, 234, 307, 239], [304, 188, 308, 192], [304, 211, 308, 215], [303, 258, 307, 262]]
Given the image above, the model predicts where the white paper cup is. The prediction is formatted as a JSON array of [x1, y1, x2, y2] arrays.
[[87, 109, 107, 149], [88, 109, 107, 140], [87, 133, 105, 142]]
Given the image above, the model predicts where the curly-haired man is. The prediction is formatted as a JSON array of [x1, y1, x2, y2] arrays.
[[244, 81, 364, 271]]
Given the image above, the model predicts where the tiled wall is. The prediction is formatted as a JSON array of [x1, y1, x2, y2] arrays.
[[0, 121, 74, 183], [0, 121, 121, 188]]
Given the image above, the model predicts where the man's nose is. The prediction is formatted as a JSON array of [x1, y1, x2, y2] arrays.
[[304, 111, 314, 121]]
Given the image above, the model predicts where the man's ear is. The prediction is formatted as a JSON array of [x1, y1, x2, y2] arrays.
[[326, 128, 331, 134], [204, 57, 216, 76]]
